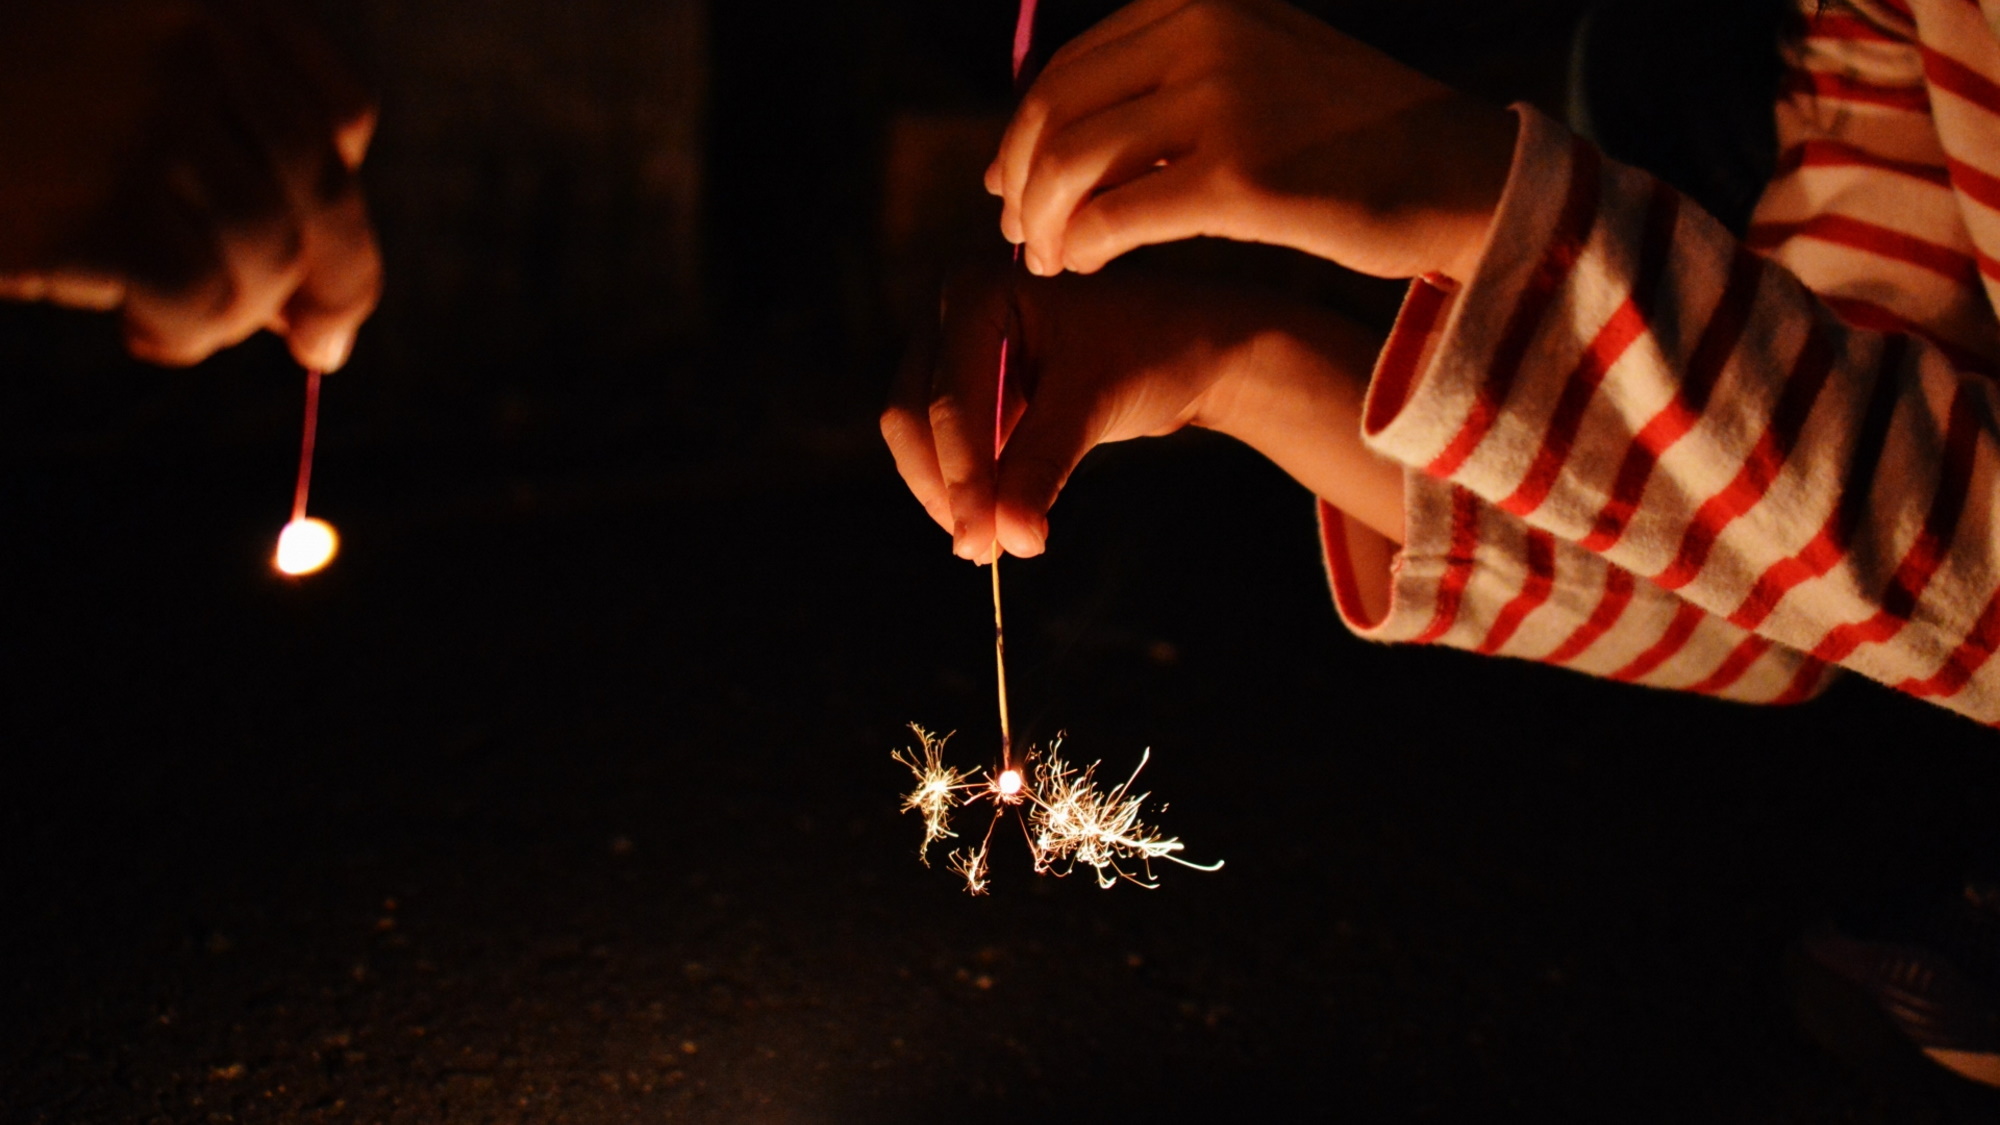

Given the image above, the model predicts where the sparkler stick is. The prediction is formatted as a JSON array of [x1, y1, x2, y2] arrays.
[[993, 342, 1014, 773], [990, 0, 1039, 776], [293, 367, 322, 523], [273, 367, 339, 576]]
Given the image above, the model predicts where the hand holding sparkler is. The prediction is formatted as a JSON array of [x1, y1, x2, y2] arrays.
[[0, 0, 381, 372], [985, 0, 1516, 286], [884, 0, 1222, 896], [881, 265, 1408, 560]]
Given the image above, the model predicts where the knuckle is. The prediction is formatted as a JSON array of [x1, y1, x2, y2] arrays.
[[1203, 154, 1253, 200], [943, 480, 988, 516], [1173, 1, 1253, 62], [1177, 1, 1227, 38], [1014, 96, 1053, 141], [927, 394, 966, 431], [1035, 129, 1095, 193], [1185, 72, 1225, 108], [1067, 207, 1116, 260], [197, 267, 245, 324], [129, 327, 211, 368], [1008, 451, 1073, 497]]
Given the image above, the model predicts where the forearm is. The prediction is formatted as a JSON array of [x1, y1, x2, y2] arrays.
[[1198, 305, 1406, 544]]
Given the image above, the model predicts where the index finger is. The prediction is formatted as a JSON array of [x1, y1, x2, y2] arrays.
[[279, 175, 380, 372], [881, 304, 955, 535], [991, 14, 1191, 251], [987, 0, 1192, 203], [1039, 0, 1191, 81]]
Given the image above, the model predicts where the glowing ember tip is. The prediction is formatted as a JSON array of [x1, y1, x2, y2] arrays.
[[274, 517, 339, 576], [998, 769, 1023, 796]]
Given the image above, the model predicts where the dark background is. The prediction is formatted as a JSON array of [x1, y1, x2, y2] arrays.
[[7, 1, 2000, 1122]]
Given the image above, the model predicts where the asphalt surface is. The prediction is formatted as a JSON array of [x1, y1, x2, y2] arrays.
[[8, 403, 2000, 1123]]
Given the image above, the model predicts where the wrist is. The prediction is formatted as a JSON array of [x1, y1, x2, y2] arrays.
[[1402, 96, 1517, 285], [1195, 310, 1406, 543]]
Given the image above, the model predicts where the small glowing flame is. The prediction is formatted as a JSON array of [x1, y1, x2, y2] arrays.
[[274, 517, 339, 576], [997, 769, 1024, 797]]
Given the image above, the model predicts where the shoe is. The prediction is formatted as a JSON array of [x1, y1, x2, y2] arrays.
[[1787, 881, 2000, 1090]]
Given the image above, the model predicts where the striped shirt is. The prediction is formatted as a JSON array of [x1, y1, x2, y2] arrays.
[[1321, 0, 2000, 723]]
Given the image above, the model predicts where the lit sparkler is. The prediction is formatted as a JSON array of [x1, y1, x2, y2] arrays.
[[893, 727, 1221, 894], [887, 0, 1219, 896], [274, 367, 339, 576]]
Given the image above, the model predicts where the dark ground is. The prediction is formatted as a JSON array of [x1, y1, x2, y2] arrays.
[[7, 346, 2000, 1124]]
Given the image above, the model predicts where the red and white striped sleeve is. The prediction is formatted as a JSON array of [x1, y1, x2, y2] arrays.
[[1321, 0, 2000, 723]]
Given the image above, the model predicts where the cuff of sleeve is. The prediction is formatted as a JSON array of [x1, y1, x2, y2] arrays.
[[1318, 483, 1843, 703], [1360, 103, 1593, 474], [1316, 476, 1471, 644]]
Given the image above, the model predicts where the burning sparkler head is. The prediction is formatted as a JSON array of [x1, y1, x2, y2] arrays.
[[897, 727, 1220, 893], [274, 517, 339, 576]]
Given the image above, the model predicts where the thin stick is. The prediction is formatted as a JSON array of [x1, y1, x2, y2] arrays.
[[292, 368, 324, 522], [993, 337, 1013, 770], [989, 0, 1037, 773], [993, 547, 1012, 769]]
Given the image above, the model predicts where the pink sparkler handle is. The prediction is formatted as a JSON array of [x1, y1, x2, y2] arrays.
[[1010, 0, 1040, 84], [292, 368, 323, 522]]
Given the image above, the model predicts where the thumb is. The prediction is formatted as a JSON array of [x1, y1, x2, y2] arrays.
[[278, 172, 381, 372]]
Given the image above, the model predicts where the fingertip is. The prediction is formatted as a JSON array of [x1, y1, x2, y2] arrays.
[[984, 162, 1003, 196], [952, 514, 1003, 563], [0, 274, 49, 302], [123, 323, 210, 368], [998, 519, 1047, 559], [283, 186, 383, 371], [289, 326, 354, 373], [335, 108, 378, 172], [1063, 250, 1104, 276]]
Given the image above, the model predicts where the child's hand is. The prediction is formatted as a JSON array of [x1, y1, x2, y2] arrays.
[[0, 1, 381, 371], [985, 0, 1516, 284], [880, 260, 1404, 563]]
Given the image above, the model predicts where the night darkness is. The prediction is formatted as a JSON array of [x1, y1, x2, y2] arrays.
[[6, 2, 2000, 1122]]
